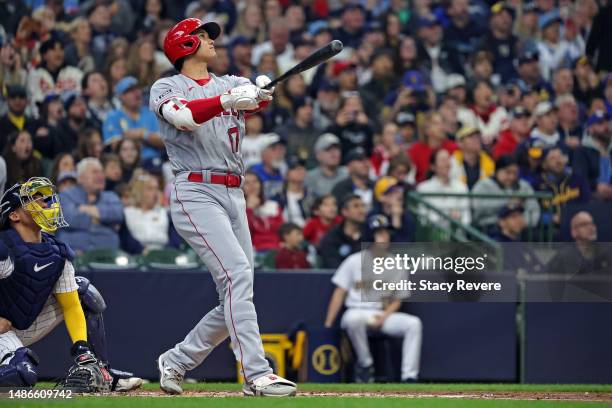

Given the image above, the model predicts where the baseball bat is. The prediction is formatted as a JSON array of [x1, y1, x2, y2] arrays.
[[263, 40, 344, 89]]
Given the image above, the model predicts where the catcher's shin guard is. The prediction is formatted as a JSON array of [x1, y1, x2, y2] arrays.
[[76, 277, 109, 364], [0, 347, 39, 387]]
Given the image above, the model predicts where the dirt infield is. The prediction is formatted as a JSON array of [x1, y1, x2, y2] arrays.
[[115, 389, 612, 402]]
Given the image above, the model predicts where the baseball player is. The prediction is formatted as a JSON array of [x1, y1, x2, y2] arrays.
[[324, 214, 422, 383], [149, 18, 296, 397], [0, 178, 142, 392]]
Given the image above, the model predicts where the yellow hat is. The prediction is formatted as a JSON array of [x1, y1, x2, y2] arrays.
[[456, 125, 480, 140], [374, 176, 399, 201]]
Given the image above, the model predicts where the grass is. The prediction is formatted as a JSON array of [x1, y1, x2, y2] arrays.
[[1, 382, 610, 408]]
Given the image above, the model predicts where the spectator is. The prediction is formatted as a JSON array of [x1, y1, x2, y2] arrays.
[[241, 113, 266, 169], [552, 68, 574, 100], [450, 125, 496, 190], [127, 37, 162, 88], [57, 157, 124, 253], [305, 133, 348, 197], [63, 17, 95, 74], [208, 44, 231, 76], [252, 18, 293, 72], [578, 110, 612, 199], [27, 37, 83, 108], [49, 93, 97, 157], [492, 203, 527, 242], [228, 36, 254, 78], [244, 171, 284, 252], [395, 111, 418, 148], [117, 138, 141, 183], [371, 176, 415, 242], [516, 50, 547, 91], [529, 101, 562, 147], [274, 159, 315, 228], [361, 49, 398, 112], [457, 80, 509, 146], [103, 76, 164, 166], [101, 153, 123, 191], [274, 97, 319, 167], [416, 149, 471, 225], [312, 79, 340, 132], [274, 223, 311, 269], [498, 82, 522, 112], [572, 56, 600, 106], [82, 71, 113, 127], [249, 133, 286, 200], [585, 3, 612, 73], [303, 194, 341, 246], [105, 56, 129, 91], [536, 11, 574, 81], [327, 93, 374, 159], [323, 215, 422, 383], [318, 194, 366, 269], [234, 3, 266, 43], [395, 36, 419, 75], [480, 2, 518, 82], [533, 147, 591, 225], [332, 4, 366, 49], [472, 155, 541, 232], [370, 122, 403, 179], [555, 94, 582, 148], [0, 85, 37, 152], [0, 42, 27, 90], [408, 111, 457, 183], [444, 74, 468, 106], [2, 130, 42, 187], [124, 172, 173, 251], [56, 170, 78, 193], [332, 147, 374, 211], [493, 106, 532, 160], [76, 127, 104, 161], [444, 0, 486, 64], [50, 152, 76, 184]]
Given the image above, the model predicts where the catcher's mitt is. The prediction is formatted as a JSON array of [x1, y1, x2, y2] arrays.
[[57, 342, 113, 393]]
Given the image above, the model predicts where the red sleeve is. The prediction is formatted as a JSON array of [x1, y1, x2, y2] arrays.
[[246, 100, 270, 114], [184, 96, 224, 124]]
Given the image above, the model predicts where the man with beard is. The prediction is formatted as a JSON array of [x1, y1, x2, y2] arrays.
[[576, 111, 612, 199], [0, 86, 38, 153], [50, 93, 98, 156]]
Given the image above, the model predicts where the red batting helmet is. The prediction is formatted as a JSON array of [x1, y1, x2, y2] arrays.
[[163, 18, 221, 65]]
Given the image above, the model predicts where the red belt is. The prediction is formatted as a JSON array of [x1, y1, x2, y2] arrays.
[[187, 172, 242, 188]]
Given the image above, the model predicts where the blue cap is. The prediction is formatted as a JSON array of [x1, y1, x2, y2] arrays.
[[417, 14, 441, 29], [518, 49, 539, 65], [368, 213, 391, 231], [539, 10, 562, 30], [0, 183, 22, 229], [114, 76, 139, 96], [401, 70, 426, 92], [308, 20, 330, 36], [587, 110, 610, 127], [498, 203, 524, 219]]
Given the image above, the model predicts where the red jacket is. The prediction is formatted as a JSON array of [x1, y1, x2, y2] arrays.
[[492, 129, 522, 160], [275, 248, 311, 269], [303, 215, 342, 245], [246, 203, 284, 251], [408, 139, 457, 183]]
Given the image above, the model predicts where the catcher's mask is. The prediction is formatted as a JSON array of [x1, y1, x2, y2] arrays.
[[1, 177, 68, 232]]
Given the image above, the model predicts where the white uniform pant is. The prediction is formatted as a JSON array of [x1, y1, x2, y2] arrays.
[[0, 296, 63, 364], [341, 308, 422, 380]]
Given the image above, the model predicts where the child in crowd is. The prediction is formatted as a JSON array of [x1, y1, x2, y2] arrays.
[[275, 223, 311, 269], [303, 194, 342, 245]]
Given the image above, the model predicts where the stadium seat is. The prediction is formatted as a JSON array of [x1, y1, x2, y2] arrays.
[[140, 248, 200, 270], [79, 249, 139, 271]]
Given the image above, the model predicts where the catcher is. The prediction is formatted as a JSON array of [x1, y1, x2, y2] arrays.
[[0, 177, 142, 392]]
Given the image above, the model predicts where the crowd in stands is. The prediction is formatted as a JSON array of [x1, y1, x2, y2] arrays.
[[1, 0, 611, 270]]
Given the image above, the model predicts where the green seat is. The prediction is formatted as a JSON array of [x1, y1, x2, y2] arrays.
[[79, 249, 139, 270], [141, 248, 200, 270]]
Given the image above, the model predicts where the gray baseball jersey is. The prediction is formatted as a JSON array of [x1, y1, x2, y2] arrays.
[[149, 73, 251, 175]]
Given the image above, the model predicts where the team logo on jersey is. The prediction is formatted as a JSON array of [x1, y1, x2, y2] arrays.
[[312, 345, 341, 376]]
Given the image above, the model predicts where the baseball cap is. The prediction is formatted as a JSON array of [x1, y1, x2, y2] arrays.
[[57, 171, 77, 185], [456, 125, 480, 140], [401, 70, 426, 92], [491, 1, 515, 18], [114, 76, 139, 96], [445, 74, 466, 92], [308, 20, 331, 37], [61, 91, 84, 111], [345, 147, 368, 163], [374, 176, 403, 201], [523, 1, 538, 13], [395, 111, 416, 126], [534, 101, 555, 117], [260, 133, 284, 150], [318, 78, 340, 92], [539, 10, 562, 30], [0, 183, 22, 229], [332, 60, 357, 76], [314, 133, 341, 152], [495, 155, 518, 170], [367, 213, 391, 233], [5, 85, 27, 98], [587, 110, 610, 127], [287, 155, 307, 169], [498, 203, 524, 219], [417, 14, 441, 29], [510, 106, 530, 119], [526, 137, 547, 159], [518, 49, 539, 65]]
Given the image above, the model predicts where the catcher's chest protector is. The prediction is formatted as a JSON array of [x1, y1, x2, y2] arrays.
[[0, 229, 69, 330]]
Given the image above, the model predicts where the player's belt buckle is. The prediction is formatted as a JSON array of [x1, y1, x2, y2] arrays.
[[226, 175, 241, 188]]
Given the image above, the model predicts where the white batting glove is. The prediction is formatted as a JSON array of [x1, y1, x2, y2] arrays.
[[220, 84, 259, 111], [255, 75, 274, 102]]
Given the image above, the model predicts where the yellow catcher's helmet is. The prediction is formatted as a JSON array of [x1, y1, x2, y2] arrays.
[[18, 177, 68, 233]]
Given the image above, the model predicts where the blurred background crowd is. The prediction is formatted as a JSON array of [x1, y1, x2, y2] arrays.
[[0, 0, 611, 270]]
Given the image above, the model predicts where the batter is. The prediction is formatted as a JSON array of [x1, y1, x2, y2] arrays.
[[149, 18, 296, 397]]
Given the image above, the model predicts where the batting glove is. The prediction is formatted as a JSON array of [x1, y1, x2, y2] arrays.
[[255, 75, 274, 102], [220, 84, 259, 111]]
